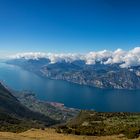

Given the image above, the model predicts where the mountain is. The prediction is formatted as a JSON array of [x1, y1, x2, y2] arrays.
[[0, 82, 58, 132], [41, 61, 140, 89], [7, 58, 140, 89]]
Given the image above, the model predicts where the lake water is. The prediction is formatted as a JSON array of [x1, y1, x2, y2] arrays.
[[0, 62, 140, 112]]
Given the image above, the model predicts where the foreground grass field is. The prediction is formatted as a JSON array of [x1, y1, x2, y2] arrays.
[[0, 128, 135, 140], [1, 111, 140, 139], [57, 111, 140, 139]]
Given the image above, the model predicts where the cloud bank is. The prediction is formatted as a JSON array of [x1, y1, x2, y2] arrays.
[[9, 47, 140, 68]]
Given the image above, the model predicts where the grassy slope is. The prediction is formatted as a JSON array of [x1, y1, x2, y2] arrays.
[[56, 111, 140, 139], [0, 128, 130, 140]]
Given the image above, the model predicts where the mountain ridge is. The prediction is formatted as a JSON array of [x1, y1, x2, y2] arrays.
[[7, 58, 140, 89]]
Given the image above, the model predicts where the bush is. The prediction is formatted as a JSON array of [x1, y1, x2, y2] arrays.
[[124, 127, 140, 139]]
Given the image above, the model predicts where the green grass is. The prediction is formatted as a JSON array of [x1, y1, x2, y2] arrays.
[[56, 111, 140, 139]]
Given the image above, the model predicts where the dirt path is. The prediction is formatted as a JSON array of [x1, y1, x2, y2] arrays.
[[0, 129, 136, 140]]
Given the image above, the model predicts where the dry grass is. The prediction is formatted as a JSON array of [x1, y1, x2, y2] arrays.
[[0, 128, 136, 140]]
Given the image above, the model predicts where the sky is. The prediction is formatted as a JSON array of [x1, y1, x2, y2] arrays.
[[0, 0, 140, 55]]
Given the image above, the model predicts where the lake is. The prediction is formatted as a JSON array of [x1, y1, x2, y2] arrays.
[[0, 62, 140, 112]]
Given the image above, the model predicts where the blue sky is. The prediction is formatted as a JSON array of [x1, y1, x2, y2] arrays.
[[0, 0, 140, 54]]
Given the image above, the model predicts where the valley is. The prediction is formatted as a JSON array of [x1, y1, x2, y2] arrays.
[[7, 58, 140, 90], [0, 69, 140, 139], [0, 62, 140, 112]]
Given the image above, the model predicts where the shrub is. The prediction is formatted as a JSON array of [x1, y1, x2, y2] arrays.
[[124, 127, 140, 139]]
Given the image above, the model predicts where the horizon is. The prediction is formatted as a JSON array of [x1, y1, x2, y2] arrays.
[[0, 0, 140, 55]]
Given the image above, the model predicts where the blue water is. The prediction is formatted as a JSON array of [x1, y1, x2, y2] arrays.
[[0, 62, 140, 112]]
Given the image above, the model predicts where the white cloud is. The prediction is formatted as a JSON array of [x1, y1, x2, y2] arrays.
[[10, 52, 47, 60], [9, 47, 140, 68], [85, 50, 112, 64]]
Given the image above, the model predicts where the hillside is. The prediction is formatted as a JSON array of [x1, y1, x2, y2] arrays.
[[0, 82, 58, 132], [0, 128, 130, 140], [14, 91, 79, 122], [7, 58, 140, 89], [0, 82, 140, 139], [57, 111, 140, 139]]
